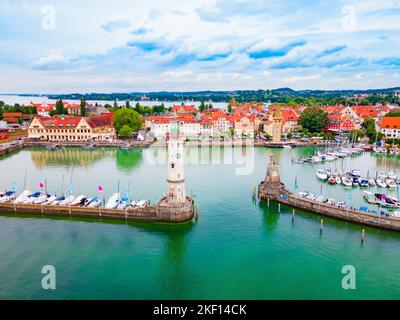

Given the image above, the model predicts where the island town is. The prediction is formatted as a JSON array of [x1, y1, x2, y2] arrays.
[[1, 93, 400, 228]]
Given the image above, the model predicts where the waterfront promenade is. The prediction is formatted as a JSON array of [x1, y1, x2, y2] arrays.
[[258, 155, 400, 232]]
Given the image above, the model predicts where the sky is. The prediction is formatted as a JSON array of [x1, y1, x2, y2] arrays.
[[0, 0, 399, 93]]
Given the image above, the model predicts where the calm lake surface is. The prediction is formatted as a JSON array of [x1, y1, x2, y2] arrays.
[[1, 146, 400, 299]]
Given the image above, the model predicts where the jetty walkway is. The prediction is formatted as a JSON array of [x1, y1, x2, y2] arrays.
[[258, 155, 400, 232]]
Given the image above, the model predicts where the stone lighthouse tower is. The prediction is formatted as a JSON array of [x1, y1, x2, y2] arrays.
[[165, 121, 186, 204]]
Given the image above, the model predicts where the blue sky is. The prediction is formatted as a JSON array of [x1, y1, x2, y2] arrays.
[[0, 0, 399, 93]]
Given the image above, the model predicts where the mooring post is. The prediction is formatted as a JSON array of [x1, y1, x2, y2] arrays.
[[278, 203, 281, 213], [292, 208, 295, 222], [361, 229, 365, 243], [320, 219, 324, 232], [267, 198, 270, 207]]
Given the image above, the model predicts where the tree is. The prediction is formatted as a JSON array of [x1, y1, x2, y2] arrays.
[[286, 132, 293, 139], [113, 107, 143, 136], [298, 107, 328, 133], [80, 99, 86, 117], [125, 100, 131, 108], [119, 125, 133, 137], [199, 101, 206, 112], [113, 100, 119, 109], [361, 117, 377, 143]]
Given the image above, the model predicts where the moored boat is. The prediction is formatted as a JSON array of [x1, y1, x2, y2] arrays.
[[316, 169, 328, 181]]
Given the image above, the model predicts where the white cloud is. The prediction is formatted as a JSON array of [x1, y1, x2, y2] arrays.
[[0, 0, 399, 92]]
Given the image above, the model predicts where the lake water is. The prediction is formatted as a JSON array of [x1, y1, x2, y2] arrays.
[[1, 146, 400, 299], [0, 95, 228, 109]]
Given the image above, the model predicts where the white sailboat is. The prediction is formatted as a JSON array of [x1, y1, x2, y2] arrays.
[[14, 190, 32, 204], [105, 193, 120, 209]]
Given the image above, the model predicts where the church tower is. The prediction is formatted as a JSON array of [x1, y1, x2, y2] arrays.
[[272, 107, 283, 143], [165, 121, 186, 204]]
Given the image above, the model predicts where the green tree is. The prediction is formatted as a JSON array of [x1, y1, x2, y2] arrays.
[[80, 99, 86, 117], [113, 107, 143, 135], [125, 100, 131, 108], [119, 125, 133, 137], [361, 117, 377, 143], [113, 100, 119, 109], [298, 108, 328, 133], [199, 101, 206, 112]]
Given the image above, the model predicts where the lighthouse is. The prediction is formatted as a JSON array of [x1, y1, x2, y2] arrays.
[[165, 121, 186, 204]]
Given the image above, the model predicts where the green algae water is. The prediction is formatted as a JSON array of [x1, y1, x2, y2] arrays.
[[1, 146, 400, 299]]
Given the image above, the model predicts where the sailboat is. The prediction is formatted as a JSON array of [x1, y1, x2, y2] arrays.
[[105, 193, 120, 209]]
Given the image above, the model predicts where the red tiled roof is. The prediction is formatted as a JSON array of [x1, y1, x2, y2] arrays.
[[3, 112, 22, 118], [381, 117, 400, 129]]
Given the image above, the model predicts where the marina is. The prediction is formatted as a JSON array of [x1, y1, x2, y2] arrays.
[[2, 145, 400, 299]]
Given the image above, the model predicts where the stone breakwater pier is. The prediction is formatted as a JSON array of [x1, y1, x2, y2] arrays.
[[0, 197, 196, 223], [258, 155, 400, 232]]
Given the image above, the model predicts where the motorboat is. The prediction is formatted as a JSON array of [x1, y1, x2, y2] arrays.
[[135, 200, 149, 208], [50, 195, 66, 206], [376, 179, 387, 188], [14, 190, 32, 204], [117, 197, 130, 210], [282, 145, 292, 149], [359, 178, 369, 188], [375, 193, 398, 208], [34, 194, 50, 205], [311, 156, 322, 163], [352, 177, 360, 187], [70, 195, 86, 206], [0, 191, 16, 203], [105, 193, 120, 209], [316, 169, 328, 181], [363, 191, 379, 204], [59, 195, 75, 206], [342, 176, 353, 187], [328, 175, 336, 185], [86, 197, 100, 208], [23, 192, 41, 204], [42, 195, 58, 205], [368, 178, 376, 187], [350, 170, 361, 177], [335, 176, 341, 185], [386, 179, 396, 188]]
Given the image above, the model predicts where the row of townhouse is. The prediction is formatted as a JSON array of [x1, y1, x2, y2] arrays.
[[145, 113, 255, 141]]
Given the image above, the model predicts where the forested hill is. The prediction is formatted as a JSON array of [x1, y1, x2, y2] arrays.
[[39, 87, 400, 105]]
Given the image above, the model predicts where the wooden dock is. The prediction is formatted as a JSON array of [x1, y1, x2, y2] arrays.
[[258, 155, 400, 232]]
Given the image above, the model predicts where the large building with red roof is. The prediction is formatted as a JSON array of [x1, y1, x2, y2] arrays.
[[380, 117, 400, 139], [28, 114, 115, 141]]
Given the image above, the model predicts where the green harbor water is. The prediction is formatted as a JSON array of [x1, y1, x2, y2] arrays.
[[1, 146, 400, 299]]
